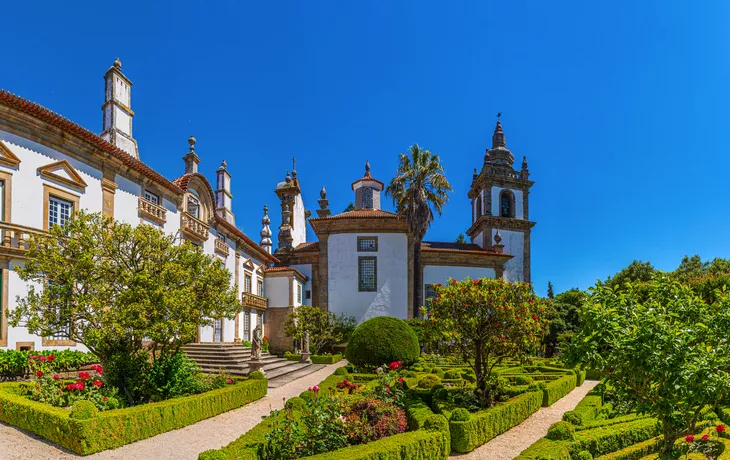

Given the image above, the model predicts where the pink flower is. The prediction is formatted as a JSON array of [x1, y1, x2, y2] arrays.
[[227, 378, 233, 384], [702, 435, 709, 441], [78, 371, 90, 380], [686, 435, 695, 443], [397, 377, 404, 383], [103, 397, 108, 402], [39, 356, 47, 362], [52, 374, 60, 380], [312, 385, 319, 392], [65, 383, 76, 391], [93, 380, 103, 389], [75, 381, 85, 391]]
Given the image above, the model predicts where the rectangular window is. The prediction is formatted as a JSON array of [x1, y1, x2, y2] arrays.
[[144, 190, 159, 205], [217, 233, 226, 242], [305, 290, 311, 300], [357, 236, 378, 252], [425, 284, 437, 311], [48, 196, 73, 228], [245, 274, 252, 293], [358, 257, 377, 292], [297, 284, 302, 303], [257, 279, 264, 296], [243, 310, 251, 341]]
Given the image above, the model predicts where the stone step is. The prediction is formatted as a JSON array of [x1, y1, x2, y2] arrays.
[[183, 350, 264, 360], [267, 364, 326, 388], [192, 355, 280, 367], [182, 344, 251, 351]]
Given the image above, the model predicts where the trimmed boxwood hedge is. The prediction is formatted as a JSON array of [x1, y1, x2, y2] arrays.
[[543, 374, 578, 407], [0, 377, 267, 455], [450, 390, 544, 453], [311, 354, 343, 364]]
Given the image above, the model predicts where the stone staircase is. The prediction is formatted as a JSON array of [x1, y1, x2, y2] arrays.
[[182, 343, 325, 387]]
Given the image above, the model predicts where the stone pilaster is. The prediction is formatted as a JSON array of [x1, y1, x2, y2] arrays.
[[318, 235, 329, 311], [101, 169, 117, 218], [407, 235, 414, 319], [234, 252, 241, 343]]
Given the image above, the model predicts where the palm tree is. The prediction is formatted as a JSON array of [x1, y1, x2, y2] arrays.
[[386, 144, 452, 318]]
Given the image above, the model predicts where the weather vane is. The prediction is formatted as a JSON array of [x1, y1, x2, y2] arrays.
[[497, 112, 502, 119]]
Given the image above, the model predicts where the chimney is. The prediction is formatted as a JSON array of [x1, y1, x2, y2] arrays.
[[100, 58, 139, 158], [215, 160, 234, 224], [183, 136, 200, 174]]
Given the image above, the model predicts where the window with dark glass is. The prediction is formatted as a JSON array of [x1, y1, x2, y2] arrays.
[[257, 279, 264, 296], [357, 236, 378, 252], [245, 274, 252, 293], [305, 290, 311, 300], [424, 284, 437, 311], [500, 192, 513, 218], [144, 190, 159, 205], [187, 195, 201, 219], [358, 257, 377, 292], [243, 310, 251, 341], [362, 187, 374, 209], [48, 196, 73, 228], [297, 284, 302, 303]]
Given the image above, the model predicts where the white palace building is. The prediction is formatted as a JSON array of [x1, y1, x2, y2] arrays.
[[0, 60, 535, 353]]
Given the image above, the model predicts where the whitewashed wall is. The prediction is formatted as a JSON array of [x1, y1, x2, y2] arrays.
[[422, 266, 496, 296], [494, 229, 524, 282], [292, 194, 306, 248], [265, 276, 291, 309], [291, 264, 312, 306], [327, 233, 408, 323]]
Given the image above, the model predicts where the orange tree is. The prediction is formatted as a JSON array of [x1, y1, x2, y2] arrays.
[[428, 278, 546, 403]]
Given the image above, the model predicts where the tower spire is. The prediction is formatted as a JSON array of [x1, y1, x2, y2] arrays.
[[492, 119, 506, 149], [260, 205, 272, 253]]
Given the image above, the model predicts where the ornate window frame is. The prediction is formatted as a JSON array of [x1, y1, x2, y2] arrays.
[[43, 184, 79, 232]]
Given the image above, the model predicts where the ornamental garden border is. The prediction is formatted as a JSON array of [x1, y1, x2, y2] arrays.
[[0, 375, 267, 455]]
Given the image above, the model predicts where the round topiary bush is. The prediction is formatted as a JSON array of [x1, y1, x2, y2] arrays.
[[546, 421, 575, 441], [562, 410, 583, 426], [249, 370, 265, 380], [515, 375, 534, 385], [333, 367, 348, 376], [345, 316, 420, 368], [284, 396, 306, 411], [417, 373, 442, 389], [577, 451, 593, 460], [70, 400, 98, 420], [444, 369, 462, 379], [451, 407, 472, 422]]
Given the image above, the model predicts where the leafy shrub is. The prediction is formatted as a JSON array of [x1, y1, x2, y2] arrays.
[[451, 407, 472, 422], [148, 351, 207, 401], [432, 367, 442, 374], [577, 450, 593, 460], [284, 396, 305, 411], [417, 374, 442, 389], [411, 364, 424, 372], [462, 373, 476, 384], [250, 371, 265, 380], [563, 410, 582, 425], [345, 317, 420, 368], [546, 421, 575, 441], [0, 350, 97, 379], [69, 400, 98, 420], [333, 367, 348, 376], [516, 375, 534, 385], [342, 397, 408, 444], [284, 351, 301, 361]]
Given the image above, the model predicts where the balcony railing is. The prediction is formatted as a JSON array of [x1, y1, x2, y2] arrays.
[[138, 197, 167, 225], [180, 212, 209, 243], [0, 222, 48, 258], [242, 292, 268, 310], [214, 238, 229, 257]]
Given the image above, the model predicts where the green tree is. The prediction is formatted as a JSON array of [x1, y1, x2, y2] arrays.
[[564, 275, 730, 455], [543, 288, 586, 357], [547, 281, 554, 299], [343, 202, 355, 213], [284, 305, 341, 354], [386, 144, 452, 317], [429, 278, 545, 404], [455, 233, 467, 244], [9, 212, 239, 405], [605, 259, 656, 289]]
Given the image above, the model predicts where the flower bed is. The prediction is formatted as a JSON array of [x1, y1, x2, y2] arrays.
[[0, 374, 267, 455], [0, 349, 97, 380]]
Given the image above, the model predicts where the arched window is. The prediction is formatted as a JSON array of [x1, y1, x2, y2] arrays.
[[362, 187, 374, 209], [187, 192, 202, 220], [500, 190, 515, 218], [475, 195, 483, 219]]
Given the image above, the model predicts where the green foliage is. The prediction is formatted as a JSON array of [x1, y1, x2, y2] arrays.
[[456, 233, 467, 244], [450, 390, 543, 452], [516, 375, 534, 385], [284, 305, 341, 354], [564, 275, 730, 453], [332, 313, 358, 345], [563, 394, 604, 426], [343, 202, 355, 213], [284, 396, 305, 410], [345, 316, 420, 368], [147, 351, 229, 401], [0, 349, 97, 379], [444, 369, 462, 380], [576, 451, 593, 460], [417, 374, 441, 389], [428, 278, 545, 403], [544, 288, 587, 357], [0, 378, 267, 455], [249, 371, 265, 380], [8, 212, 240, 406], [605, 260, 657, 289], [546, 421, 575, 441], [542, 374, 577, 407], [311, 354, 343, 364], [284, 351, 301, 361], [333, 367, 348, 376], [69, 400, 97, 420], [451, 407, 472, 422], [547, 281, 555, 299]]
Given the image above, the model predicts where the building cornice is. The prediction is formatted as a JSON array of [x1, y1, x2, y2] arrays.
[[465, 215, 536, 237]]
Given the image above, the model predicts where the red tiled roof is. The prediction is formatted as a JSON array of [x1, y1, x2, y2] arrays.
[[311, 209, 401, 221], [173, 172, 215, 203], [421, 241, 511, 257], [213, 214, 278, 264], [351, 172, 384, 189], [0, 90, 183, 195], [294, 241, 319, 253], [264, 266, 307, 280]]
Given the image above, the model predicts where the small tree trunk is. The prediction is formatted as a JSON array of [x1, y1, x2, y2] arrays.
[[474, 340, 484, 397], [413, 240, 422, 319], [661, 418, 678, 457]]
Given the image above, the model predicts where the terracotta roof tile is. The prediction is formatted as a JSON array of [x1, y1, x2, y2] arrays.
[[294, 242, 319, 253], [311, 209, 401, 221], [264, 266, 307, 280], [0, 90, 183, 195]]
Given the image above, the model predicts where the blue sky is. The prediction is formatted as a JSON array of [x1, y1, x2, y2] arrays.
[[2, 1, 729, 295]]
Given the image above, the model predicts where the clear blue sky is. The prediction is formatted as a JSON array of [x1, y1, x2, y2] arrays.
[[2, 1, 729, 295]]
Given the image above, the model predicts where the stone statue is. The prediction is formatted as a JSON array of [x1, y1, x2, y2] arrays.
[[251, 324, 262, 361], [300, 331, 312, 363]]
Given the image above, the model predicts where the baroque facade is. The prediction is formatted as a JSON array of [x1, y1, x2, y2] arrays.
[[0, 61, 534, 354]]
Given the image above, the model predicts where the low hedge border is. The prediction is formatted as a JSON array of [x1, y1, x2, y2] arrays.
[[450, 390, 544, 453], [543, 374, 578, 407], [0, 377, 267, 455], [311, 354, 343, 365], [594, 435, 663, 460], [200, 386, 450, 460], [563, 393, 603, 426]]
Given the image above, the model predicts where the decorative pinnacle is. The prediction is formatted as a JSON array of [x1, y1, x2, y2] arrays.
[[114, 58, 122, 70], [320, 185, 327, 199], [492, 120, 506, 148], [285, 171, 291, 183], [261, 205, 270, 225], [522, 156, 528, 170], [188, 136, 196, 151], [365, 160, 371, 176], [292, 157, 297, 178], [494, 230, 502, 245], [221, 160, 227, 169]]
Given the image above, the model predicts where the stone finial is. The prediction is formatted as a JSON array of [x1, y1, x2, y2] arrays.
[[285, 171, 291, 183], [260, 205, 273, 253], [493, 230, 504, 254], [113, 58, 122, 70], [522, 156, 528, 170], [494, 230, 502, 244], [492, 120, 506, 148], [320, 185, 327, 200], [317, 185, 331, 218], [221, 160, 227, 169], [365, 160, 371, 177], [292, 157, 297, 178], [188, 136, 196, 152]]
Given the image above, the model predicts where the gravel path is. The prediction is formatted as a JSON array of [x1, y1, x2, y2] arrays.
[[451, 380, 600, 460], [1, 361, 346, 460]]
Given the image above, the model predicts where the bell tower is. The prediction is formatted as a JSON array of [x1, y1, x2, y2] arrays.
[[466, 117, 535, 283], [274, 159, 307, 254], [100, 58, 139, 158]]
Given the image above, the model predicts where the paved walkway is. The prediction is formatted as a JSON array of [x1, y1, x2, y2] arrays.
[[1, 361, 347, 460], [451, 380, 600, 459]]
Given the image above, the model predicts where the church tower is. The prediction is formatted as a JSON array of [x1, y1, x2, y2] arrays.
[[100, 58, 139, 158], [274, 159, 307, 254], [466, 119, 535, 283]]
